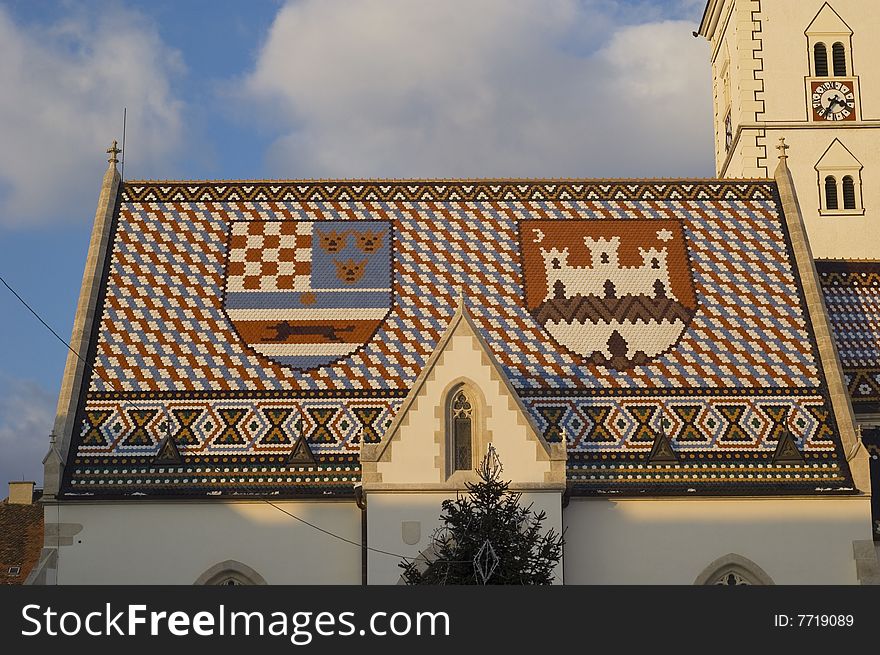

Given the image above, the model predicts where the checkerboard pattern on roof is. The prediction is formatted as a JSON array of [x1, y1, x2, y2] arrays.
[[60, 180, 854, 496], [816, 260, 880, 405]]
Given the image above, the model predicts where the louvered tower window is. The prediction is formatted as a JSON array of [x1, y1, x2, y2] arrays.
[[825, 176, 839, 210], [842, 176, 856, 210], [814, 43, 828, 76], [832, 42, 847, 76]]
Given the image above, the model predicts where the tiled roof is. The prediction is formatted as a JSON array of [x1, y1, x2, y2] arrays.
[[815, 260, 880, 411], [0, 500, 44, 585], [61, 180, 854, 497]]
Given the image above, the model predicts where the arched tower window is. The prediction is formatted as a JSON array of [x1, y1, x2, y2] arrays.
[[450, 388, 473, 471], [832, 42, 847, 76], [825, 176, 839, 210], [814, 42, 828, 77], [843, 176, 856, 209]]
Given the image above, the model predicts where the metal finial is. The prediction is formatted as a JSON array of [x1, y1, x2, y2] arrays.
[[776, 137, 790, 160], [107, 140, 121, 165]]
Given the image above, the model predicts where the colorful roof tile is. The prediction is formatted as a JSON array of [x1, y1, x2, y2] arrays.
[[61, 180, 854, 497], [815, 260, 880, 411]]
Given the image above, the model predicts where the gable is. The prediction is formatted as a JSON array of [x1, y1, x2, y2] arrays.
[[361, 302, 565, 489], [815, 139, 863, 172], [805, 3, 852, 36], [60, 179, 856, 497]]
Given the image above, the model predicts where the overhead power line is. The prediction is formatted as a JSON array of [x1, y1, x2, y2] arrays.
[[0, 271, 422, 562]]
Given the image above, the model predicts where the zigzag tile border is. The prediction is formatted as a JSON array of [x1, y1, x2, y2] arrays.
[[121, 180, 776, 203]]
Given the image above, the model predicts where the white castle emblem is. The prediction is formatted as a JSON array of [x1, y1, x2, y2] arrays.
[[540, 236, 677, 303], [523, 224, 696, 370]]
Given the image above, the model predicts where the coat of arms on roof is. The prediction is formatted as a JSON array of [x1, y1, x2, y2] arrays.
[[223, 220, 392, 369], [520, 220, 696, 370]]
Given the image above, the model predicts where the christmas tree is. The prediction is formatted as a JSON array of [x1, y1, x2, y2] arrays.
[[399, 445, 564, 585]]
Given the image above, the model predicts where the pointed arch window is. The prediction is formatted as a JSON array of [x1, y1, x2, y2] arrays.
[[842, 176, 856, 210], [825, 176, 839, 210], [450, 389, 473, 471], [693, 554, 774, 586], [724, 111, 732, 151], [193, 560, 267, 585], [814, 42, 828, 77], [832, 42, 847, 76]]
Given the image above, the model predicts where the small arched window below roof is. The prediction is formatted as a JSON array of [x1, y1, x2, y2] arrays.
[[843, 176, 856, 210], [832, 42, 847, 76], [814, 42, 829, 76], [193, 560, 267, 585], [825, 176, 839, 210], [693, 554, 775, 586], [450, 388, 473, 471]]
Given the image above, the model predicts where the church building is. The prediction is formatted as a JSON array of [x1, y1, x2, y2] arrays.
[[26, 0, 880, 585]]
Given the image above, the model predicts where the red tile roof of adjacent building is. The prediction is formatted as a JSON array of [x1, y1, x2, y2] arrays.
[[0, 497, 44, 585]]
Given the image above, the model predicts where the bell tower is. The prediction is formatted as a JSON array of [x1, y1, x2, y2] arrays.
[[698, 0, 880, 258]]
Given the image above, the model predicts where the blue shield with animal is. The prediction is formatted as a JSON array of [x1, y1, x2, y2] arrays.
[[223, 220, 392, 369]]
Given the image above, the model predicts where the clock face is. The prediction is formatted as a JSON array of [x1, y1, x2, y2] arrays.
[[811, 80, 856, 121]]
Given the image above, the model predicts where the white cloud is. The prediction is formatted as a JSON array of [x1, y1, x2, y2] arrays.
[[242, 0, 713, 179], [0, 6, 184, 227], [0, 377, 54, 487]]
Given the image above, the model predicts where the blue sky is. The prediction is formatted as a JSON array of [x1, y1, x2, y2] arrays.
[[0, 0, 711, 486]]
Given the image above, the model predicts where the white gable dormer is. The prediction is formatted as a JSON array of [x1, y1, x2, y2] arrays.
[[815, 138, 864, 214], [359, 297, 566, 584], [361, 298, 566, 489], [806, 4, 855, 83]]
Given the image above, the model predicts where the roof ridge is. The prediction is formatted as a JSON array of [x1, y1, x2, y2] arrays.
[[122, 177, 775, 184]]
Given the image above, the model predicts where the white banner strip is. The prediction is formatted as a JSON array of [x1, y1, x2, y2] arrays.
[[251, 343, 359, 356], [226, 309, 388, 321]]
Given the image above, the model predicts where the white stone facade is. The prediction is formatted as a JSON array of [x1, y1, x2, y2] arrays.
[[700, 0, 880, 259]]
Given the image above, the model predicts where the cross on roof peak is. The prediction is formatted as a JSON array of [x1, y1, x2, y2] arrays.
[[776, 137, 790, 160], [107, 140, 121, 165]]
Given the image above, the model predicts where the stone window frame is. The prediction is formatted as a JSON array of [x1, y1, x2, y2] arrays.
[[693, 553, 775, 586], [816, 141, 864, 216], [440, 379, 492, 483], [817, 167, 864, 216], [805, 11, 854, 79], [724, 111, 733, 152], [193, 560, 268, 585]]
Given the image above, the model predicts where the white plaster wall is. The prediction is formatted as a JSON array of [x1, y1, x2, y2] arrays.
[[49, 501, 362, 584], [759, 1, 880, 123], [707, 0, 880, 258], [377, 331, 551, 485], [709, 0, 765, 177], [366, 491, 563, 585], [770, 126, 880, 258], [564, 496, 872, 584]]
